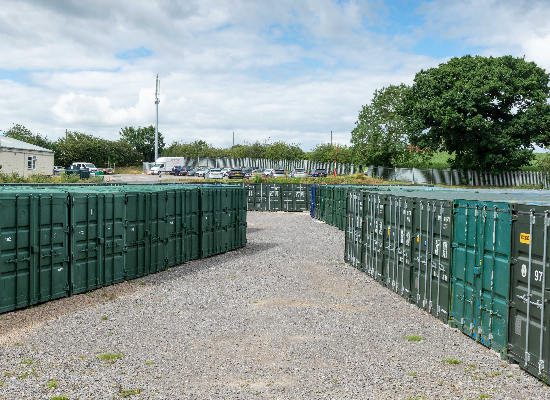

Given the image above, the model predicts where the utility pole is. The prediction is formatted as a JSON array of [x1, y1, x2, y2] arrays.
[[233, 132, 234, 147], [154, 74, 160, 162], [331, 131, 332, 146]]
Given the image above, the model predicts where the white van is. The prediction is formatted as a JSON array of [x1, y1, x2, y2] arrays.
[[150, 157, 188, 175]]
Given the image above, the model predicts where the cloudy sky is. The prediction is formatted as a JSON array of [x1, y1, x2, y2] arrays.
[[1, 0, 549, 151]]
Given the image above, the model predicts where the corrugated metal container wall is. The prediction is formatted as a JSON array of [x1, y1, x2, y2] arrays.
[[0, 190, 70, 313], [385, 195, 415, 299], [310, 184, 316, 217], [67, 190, 127, 295], [344, 189, 364, 270], [508, 203, 550, 384], [411, 197, 453, 323], [365, 192, 387, 283], [451, 199, 513, 358]]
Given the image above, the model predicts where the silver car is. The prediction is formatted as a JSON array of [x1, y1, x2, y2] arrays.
[[272, 169, 286, 178], [205, 168, 223, 179], [290, 168, 307, 178], [195, 167, 209, 177]]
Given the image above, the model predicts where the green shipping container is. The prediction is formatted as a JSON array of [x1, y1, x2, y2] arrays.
[[0, 190, 70, 313], [67, 189, 126, 294], [508, 203, 550, 384], [450, 199, 513, 357]]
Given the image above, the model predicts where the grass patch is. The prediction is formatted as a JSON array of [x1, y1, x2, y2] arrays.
[[120, 388, 142, 398], [145, 361, 154, 365], [46, 380, 58, 388], [138, 281, 146, 285], [97, 353, 123, 363], [102, 316, 108, 320], [51, 396, 69, 400], [406, 335, 424, 342], [478, 394, 490, 399], [17, 371, 28, 379], [407, 372, 418, 377], [442, 358, 462, 365], [21, 358, 33, 365]]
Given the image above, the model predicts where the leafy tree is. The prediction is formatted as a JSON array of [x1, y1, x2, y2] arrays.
[[350, 84, 428, 167], [163, 140, 216, 158], [307, 143, 353, 164], [120, 126, 165, 162], [55, 131, 142, 167], [402, 55, 550, 173], [265, 141, 305, 161], [3, 124, 55, 151]]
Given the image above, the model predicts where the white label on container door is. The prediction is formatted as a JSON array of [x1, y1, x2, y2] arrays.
[[6, 237, 11, 242]]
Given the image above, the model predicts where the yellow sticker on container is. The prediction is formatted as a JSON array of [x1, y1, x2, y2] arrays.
[[417, 236, 420, 243], [520, 233, 530, 244], [388, 228, 390, 235]]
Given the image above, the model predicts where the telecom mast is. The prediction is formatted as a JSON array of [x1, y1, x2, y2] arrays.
[[154, 74, 160, 161]]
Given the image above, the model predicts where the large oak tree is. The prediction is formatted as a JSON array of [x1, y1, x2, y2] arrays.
[[401, 55, 550, 173]]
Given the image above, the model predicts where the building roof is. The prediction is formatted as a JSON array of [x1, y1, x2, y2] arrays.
[[0, 135, 54, 153]]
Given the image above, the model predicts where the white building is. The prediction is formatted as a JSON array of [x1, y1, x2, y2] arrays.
[[0, 136, 55, 177]]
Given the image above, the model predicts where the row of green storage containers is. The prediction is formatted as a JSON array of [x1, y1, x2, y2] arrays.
[[0, 182, 312, 213], [311, 184, 550, 385], [0, 184, 247, 314]]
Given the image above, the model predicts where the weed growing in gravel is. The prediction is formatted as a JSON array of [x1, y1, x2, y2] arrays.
[[486, 371, 501, 378], [442, 358, 462, 365], [139, 282, 146, 285], [478, 394, 490, 399], [0, 381, 4, 386], [46, 380, 58, 388], [407, 372, 418, 377], [406, 335, 424, 342], [145, 361, 154, 365], [506, 374, 513, 378], [17, 371, 28, 379], [13, 343, 24, 346], [51, 396, 68, 400], [31, 368, 38, 377], [98, 353, 123, 363], [102, 316, 108, 320], [21, 358, 33, 364], [3, 372, 13, 377], [119, 388, 142, 398]]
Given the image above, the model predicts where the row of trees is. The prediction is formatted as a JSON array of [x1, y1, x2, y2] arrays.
[[7, 55, 549, 173], [3, 124, 353, 167], [352, 55, 550, 173]]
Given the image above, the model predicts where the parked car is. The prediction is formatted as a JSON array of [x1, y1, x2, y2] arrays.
[[53, 166, 64, 174], [310, 168, 327, 177], [241, 167, 253, 178], [70, 162, 98, 172], [186, 167, 198, 176], [227, 168, 245, 179], [195, 167, 209, 177], [219, 168, 231, 177], [180, 166, 195, 176], [250, 169, 264, 178], [272, 169, 286, 178], [205, 168, 223, 179], [290, 168, 307, 178], [262, 168, 274, 178]]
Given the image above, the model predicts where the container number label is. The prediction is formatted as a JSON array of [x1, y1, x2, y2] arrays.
[[520, 233, 530, 244], [535, 270, 544, 282], [521, 264, 527, 277]]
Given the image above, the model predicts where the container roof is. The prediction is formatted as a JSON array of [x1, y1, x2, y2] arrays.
[[0, 135, 54, 153]]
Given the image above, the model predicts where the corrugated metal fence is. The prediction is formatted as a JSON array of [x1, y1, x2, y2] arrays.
[[143, 158, 354, 175], [365, 166, 549, 188]]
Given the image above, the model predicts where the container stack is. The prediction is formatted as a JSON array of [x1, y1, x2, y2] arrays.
[[311, 184, 550, 385], [0, 184, 247, 313]]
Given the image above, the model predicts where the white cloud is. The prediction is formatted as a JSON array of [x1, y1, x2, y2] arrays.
[[3, 0, 548, 152]]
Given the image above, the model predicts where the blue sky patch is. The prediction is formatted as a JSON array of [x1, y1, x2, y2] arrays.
[[116, 46, 152, 60]]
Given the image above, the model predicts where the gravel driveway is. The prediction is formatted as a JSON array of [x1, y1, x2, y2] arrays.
[[0, 212, 548, 399]]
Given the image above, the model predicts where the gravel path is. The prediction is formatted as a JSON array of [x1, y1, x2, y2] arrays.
[[0, 212, 548, 399]]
